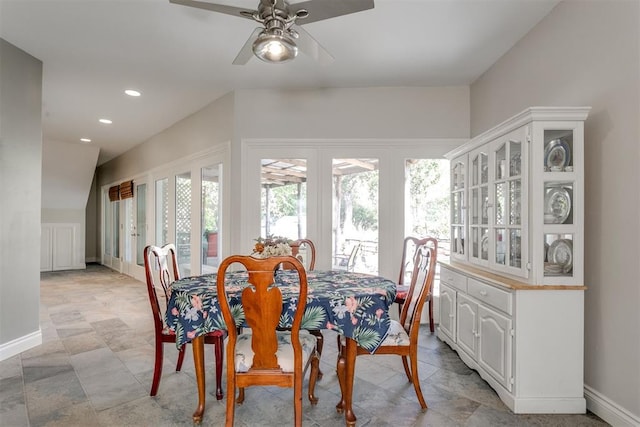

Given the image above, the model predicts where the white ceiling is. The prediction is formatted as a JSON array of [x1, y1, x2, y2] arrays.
[[0, 0, 558, 165]]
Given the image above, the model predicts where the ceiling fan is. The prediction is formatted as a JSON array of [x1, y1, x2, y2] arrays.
[[169, 0, 374, 65]]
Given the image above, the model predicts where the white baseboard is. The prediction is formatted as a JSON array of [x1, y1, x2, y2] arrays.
[[85, 257, 99, 263], [585, 384, 640, 426], [0, 329, 42, 362]]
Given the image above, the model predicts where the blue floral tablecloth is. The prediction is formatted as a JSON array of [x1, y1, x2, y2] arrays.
[[165, 269, 397, 353]]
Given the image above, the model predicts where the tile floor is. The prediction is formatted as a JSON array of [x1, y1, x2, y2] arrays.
[[0, 264, 608, 426]]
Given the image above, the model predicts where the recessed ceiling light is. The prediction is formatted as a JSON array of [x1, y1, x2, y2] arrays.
[[99, 118, 112, 124], [124, 89, 141, 97], [80, 138, 92, 143]]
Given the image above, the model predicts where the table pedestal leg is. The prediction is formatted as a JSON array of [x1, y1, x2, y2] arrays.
[[192, 336, 206, 424], [335, 337, 357, 427]]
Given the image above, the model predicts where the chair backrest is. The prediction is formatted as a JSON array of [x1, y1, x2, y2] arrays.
[[346, 242, 361, 272], [144, 244, 180, 332], [398, 237, 438, 285], [288, 238, 316, 270], [399, 244, 437, 336], [217, 255, 308, 372]]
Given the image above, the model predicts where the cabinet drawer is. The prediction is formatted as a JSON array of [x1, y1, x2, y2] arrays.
[[440, 266, 467, 292], [468, 278, 512, 315]]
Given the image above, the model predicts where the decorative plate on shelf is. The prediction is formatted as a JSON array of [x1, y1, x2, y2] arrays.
[[481, 233, 488, 259], [544, 186, 572, 224], [544, 262, 563, 274], [544, 242, 550, 262], [547, 239, 573, 274], [544, 139, 571, 169]]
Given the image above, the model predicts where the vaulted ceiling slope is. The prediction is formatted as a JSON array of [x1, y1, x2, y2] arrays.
[[42, 140, 99, 210], [0, 0, 558, 165]]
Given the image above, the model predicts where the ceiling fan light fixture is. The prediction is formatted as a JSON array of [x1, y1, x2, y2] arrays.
[[252, 30, 298, 63]]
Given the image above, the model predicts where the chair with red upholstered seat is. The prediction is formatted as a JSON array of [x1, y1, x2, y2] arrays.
[[143, 244, 225, 399], [395, 236, 438, 332]]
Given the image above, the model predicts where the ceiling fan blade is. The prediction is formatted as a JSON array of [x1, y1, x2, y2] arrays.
[[291, 0, 374, 25], [294, 25, 334, 65], [232, 27, 263, 65], [169, 0, 255, 20]]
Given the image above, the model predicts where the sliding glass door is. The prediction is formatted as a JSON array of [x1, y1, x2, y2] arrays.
[[102, 191, 121, 271], [121, 180, 148, 280], [202, 164, 222, 274], [332, 158, 379, 274]]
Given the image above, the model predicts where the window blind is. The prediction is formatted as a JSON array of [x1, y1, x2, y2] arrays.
[[108, 185, 120, 202], [119, 180, 134, 199]]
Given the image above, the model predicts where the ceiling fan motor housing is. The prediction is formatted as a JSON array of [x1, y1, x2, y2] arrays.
[[169, 0, 373, 64]]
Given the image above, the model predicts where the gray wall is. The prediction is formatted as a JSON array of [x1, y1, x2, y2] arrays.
[[85, 173, 99, 263], [0, 39, 42, 351], [234, 86, 470, 139], [470, 1, 639, 422], [97, 91, 235, 187]]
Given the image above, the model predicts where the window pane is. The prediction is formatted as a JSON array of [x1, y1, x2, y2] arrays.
[[332, 158, 378, 274], [202, 164, 221, 274], [176, 172, 191, 277], [124, 198, 133, 264], [155, 178, 169, 246], [136, 183, 147, 267], [260, 159, 307, 240], [405, 159, 450, 239], [104, 192, 111, 256], [405, 159, 450, 293], [113, 202, 119, 258]]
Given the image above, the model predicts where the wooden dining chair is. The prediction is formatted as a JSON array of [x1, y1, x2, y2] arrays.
[[143, 244, 225, 399], [337, 243, 437, 410], [281, 238, 324, 377], [289, 238, 316, 270], [217, 255, 320, 427], [395, 236, 438, 332]]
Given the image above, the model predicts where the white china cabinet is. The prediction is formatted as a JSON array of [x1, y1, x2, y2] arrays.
[[438, 107, 590, 414]]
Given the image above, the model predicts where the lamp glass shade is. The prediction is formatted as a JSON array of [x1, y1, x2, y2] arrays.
[[253, 32, 298, 63]]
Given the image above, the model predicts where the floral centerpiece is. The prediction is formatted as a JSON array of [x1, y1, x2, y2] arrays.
[[252, 235, 292, 258]]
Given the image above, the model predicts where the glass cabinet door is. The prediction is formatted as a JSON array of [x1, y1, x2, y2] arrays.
[[542, 129, 575, 279], [450, 157, 467, 260], [469, 148, 489, 264], [492, 129, 526, 276]]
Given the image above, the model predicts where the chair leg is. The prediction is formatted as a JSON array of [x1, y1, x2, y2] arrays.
[[409, 348, 427, 410], [401, 355, 412, 382], [310, 330, 324, 379], [335, 344, 347, 414], [308, 352, 320, 404], [236, 387, 245, 404], [294, 369, 303, 427], [429, 299, 435, 333], [214, 336, 224, 400], [150, 339, 165, 396], [226, 386, 236, 427], [175, 343, 186, 371]]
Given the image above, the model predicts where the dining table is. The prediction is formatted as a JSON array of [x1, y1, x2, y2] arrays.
[[165, 268, 397, 426]]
